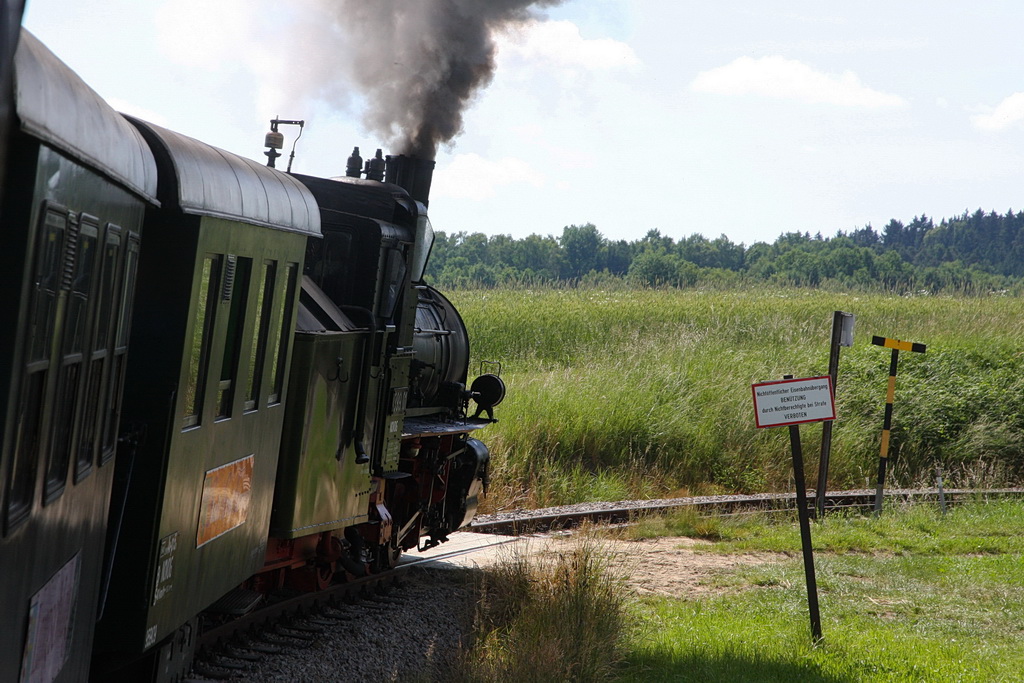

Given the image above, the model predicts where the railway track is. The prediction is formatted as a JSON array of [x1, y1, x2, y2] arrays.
[[188, 535, 520, 681], [469, 487, 1024, 535], [187, 487, 1023, 679]]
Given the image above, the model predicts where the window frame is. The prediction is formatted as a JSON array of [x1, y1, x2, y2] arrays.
[[182, 254, 222, 429], [5, 203, 69, 530]]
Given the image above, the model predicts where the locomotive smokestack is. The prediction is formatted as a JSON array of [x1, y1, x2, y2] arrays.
[[385, 154, 435, 207]]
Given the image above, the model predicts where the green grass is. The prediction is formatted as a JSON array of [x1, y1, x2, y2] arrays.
[[451, 286, 1024, 510], [456, 500, 1024, 682], [623, 496, 1024, 553], [614, 500, 1024, 682]]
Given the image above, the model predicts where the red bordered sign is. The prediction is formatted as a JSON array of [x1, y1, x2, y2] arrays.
[[752, 376, 835, 428]]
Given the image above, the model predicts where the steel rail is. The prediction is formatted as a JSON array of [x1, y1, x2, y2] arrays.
[[468, 488, 1024, 535]]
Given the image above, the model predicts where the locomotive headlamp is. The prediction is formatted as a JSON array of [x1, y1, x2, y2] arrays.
[[469, 373, 505, 420]]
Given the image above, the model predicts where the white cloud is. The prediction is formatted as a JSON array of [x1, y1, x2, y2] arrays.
[[691, 56, 906, 108], [971, 93, 1024, 132], [497, 20, 640, 72], [156, 0, 267, 68], [432, 154, 543, 201], [154, 0, 318, 128]]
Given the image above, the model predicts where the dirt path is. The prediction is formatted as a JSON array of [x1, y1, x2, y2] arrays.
[[423, 531, 790, 598], [602, 537, 787, 597], [519, 535, 788, 598]]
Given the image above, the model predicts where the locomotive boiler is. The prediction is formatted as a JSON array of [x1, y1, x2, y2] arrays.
[[0, 28, 503, 683]]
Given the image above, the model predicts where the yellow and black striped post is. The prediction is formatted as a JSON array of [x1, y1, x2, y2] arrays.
[[871, 336, 926, 514]]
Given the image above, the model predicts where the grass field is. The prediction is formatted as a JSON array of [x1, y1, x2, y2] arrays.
[[449, 286, 1024, 510], [613, 499, 1024, 682], [457, 499, 1024, 682]]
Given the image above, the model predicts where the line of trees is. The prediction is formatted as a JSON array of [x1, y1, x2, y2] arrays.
[[425, 209, 1024, 292]]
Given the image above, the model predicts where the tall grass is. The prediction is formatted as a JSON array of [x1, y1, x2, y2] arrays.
[[455, 536, 629, 682], [452, 286, 1024, 510]]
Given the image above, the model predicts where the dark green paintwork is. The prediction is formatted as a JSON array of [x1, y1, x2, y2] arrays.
[[98, 215, 306, 653], [0, 142, 149, 683], [273, 329, 371, 537]]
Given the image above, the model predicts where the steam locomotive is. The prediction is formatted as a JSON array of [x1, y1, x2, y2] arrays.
[[0, 30, 502, 682]]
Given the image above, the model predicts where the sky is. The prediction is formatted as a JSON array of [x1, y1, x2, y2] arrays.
[[20, 1, 1024, 247]]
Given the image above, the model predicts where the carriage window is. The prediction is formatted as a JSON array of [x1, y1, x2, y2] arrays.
[[100, 231, 138, 461], [7, 372, 46, 529], [78, 225, 121, 473], [64, 218, 98, 352], [116, 233, 140, 349], [46, 216, 100, 501], [244, 261, 275, 411], [93, 226, 121, 350], [28, 208, 65, 361], [6, 205, 67, 529], [183, 255, 221, 427], [216, 256, 251, 419], [267, 262, 297, 405]]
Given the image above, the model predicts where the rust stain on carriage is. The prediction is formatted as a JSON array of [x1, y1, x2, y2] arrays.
[[197, 455, 254, 547]]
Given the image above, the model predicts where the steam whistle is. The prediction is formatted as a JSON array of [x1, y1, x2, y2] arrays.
[[346, 147, 363, 177], [264, 117, 305, 171], [365, 149, 386, 181], [345, 147, 386, 181]]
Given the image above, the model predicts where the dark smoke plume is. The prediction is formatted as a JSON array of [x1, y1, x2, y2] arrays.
[[326, 0, 563, 158]]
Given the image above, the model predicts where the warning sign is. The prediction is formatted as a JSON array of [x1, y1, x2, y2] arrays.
[[752, 376, 835, 428]]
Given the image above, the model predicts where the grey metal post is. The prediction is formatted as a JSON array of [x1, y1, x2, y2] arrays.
[[936, 465, 947, 515], [816, 311, 848, 518]]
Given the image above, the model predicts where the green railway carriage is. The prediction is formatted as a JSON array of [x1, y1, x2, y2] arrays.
[[93, 118, 320, 677], [0, 31, 157, 683]]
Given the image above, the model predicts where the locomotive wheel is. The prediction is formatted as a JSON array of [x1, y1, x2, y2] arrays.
[[288, 562, 335, 592], [314, 562, 334, 590], [375, 540, 401, 572]]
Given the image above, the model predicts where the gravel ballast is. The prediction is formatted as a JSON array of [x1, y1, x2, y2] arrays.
[[193, 567, 478, 683]]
